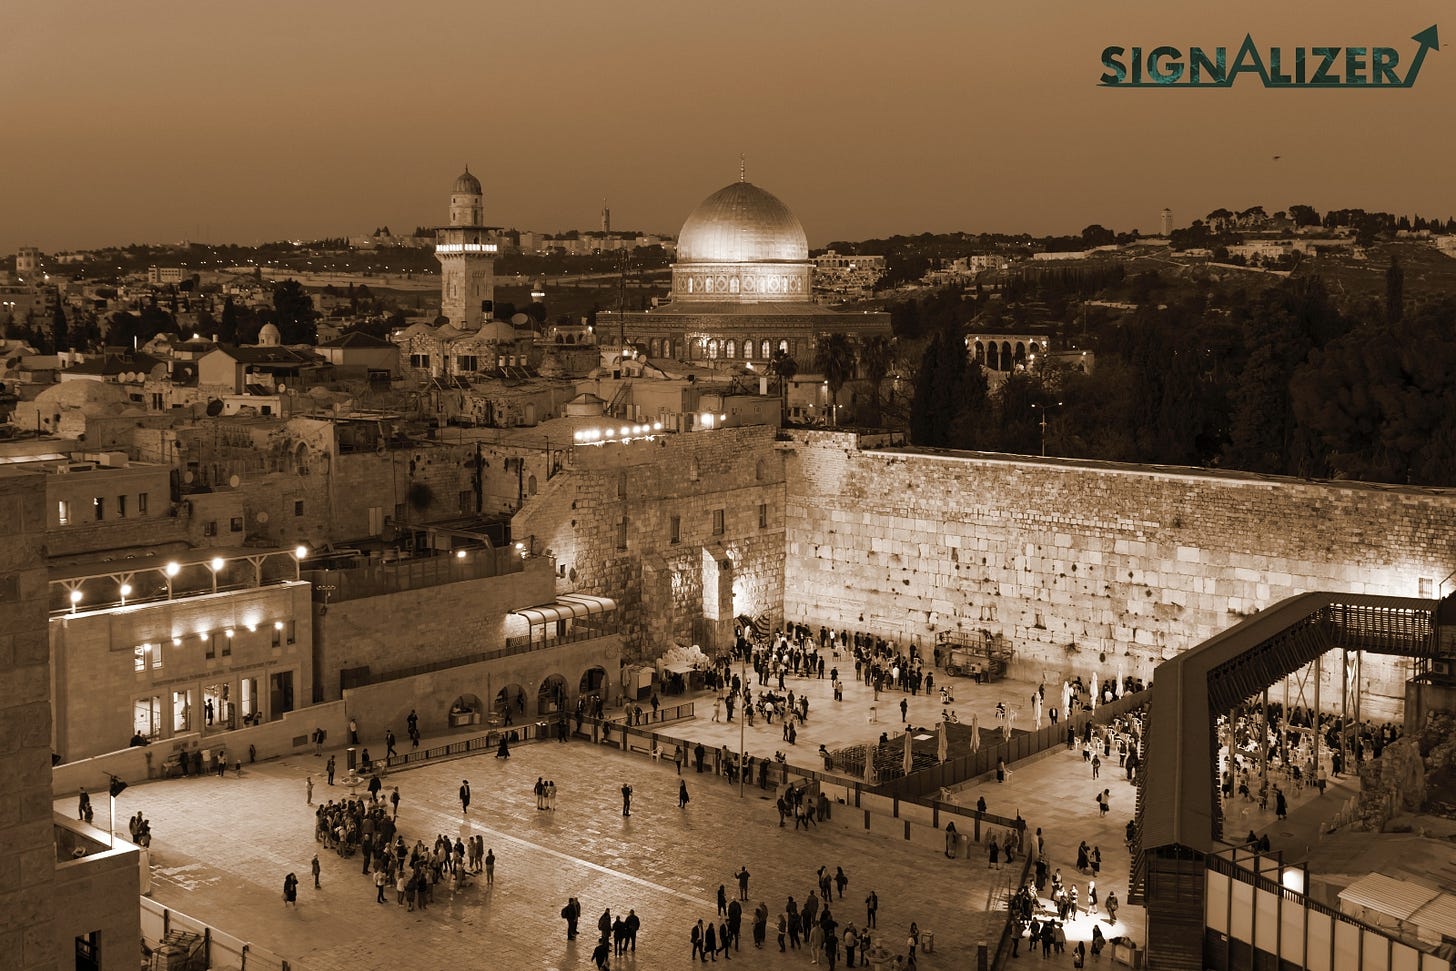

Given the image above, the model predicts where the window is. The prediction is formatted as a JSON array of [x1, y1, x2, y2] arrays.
[[138, 492, 148, 514], [1420, 577, 1434, 598], [57, 500, 70, 525], [759, 503, 768, 529], [761, 339, 771, 359], [272, 624, 282, 649], [293, 500, 304, 517], [670, 515, 681, 545], [409, 353, 429, 369], [617, 470, 627, 499], [134, 645, 147, 672], [230, 517, 243, 533], [133, 697, 160, 740], [93, 496, 105, 521], [456, 355, 478, 372], [286, 620, 296, 646], [75, 930, 100, 971], [206, 633, 217, 660], [204, 521, 217, 537], [459, 490, 472, 513], [712, 509, 725, 536], [222, 631, 232, 657], [616, 515, 628, 551], [117, 495, 127, 518], [725, 339, 737, 359]]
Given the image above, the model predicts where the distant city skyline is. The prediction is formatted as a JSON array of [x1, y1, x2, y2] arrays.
[[5, 0, 1453, 253]]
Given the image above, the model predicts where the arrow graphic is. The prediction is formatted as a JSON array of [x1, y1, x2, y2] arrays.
[[1403, 25, 1440, 86]]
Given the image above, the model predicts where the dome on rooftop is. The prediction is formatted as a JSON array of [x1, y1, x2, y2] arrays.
[[676, 181, 808, 264], [453, 169, 482, 195]]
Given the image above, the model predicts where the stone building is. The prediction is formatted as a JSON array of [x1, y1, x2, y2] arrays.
[[435, 168, 498, 328]]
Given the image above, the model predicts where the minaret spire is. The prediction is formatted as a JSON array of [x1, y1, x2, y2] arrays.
[[739, 154, 746, 183]]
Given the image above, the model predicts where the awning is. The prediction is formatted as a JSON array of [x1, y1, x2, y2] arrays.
[[512, 594, 617, 627], [1338, 873, 1438, 921], [1411, 894, 1456, 941]]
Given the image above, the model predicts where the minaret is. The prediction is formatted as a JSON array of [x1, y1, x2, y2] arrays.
[[1160, 208, 1173, 236], [601, 198, 611, 235], [436, 167, 497, 327]]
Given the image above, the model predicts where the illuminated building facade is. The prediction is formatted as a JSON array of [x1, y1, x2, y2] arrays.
[[49, 548, 313, 761]]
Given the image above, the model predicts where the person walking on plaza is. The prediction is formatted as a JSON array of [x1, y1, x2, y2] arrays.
[[311, 853, 320, 889], [899, 698, 908, 722], [621, 782, 633, 816], [1097, 787, 1110, 817], [562, 896, 580, 939], [680, 779, 691, 809], [283, 872, 298, 907], [305, 774, 314, 804], [693, 918, 707, 960], [1106, 889, 1119, 924], [326, 756, 335, 785], [348, 718, 358, 745], [485, 848, 495, 884], [390, 786, 400, 818], [736, 866, 751, 900], [625, 908, 641, 952], [835, 866, 848, 899], [865, 890, 877, 928], [459, 779, 471, 815], [705, 920, 719, 961]]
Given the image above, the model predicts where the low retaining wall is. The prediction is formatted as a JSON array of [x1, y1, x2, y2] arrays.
[[54, 702, 347, 797]]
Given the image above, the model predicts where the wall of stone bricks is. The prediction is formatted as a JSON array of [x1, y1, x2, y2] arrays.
[[0, 475, 57, 969], [54, 835, 139, 971], [312, 558, 556, 702], [512, 425, 786, 662], [782, 432, 1456, 719]]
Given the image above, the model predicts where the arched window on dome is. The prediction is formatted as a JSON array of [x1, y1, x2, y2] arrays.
[[761, 339, 772, 360], [724, 339, 737, 359], [707, 339, 719, 360]]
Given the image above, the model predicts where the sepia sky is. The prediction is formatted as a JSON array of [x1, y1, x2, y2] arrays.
[[3, 0, 1451, 253]]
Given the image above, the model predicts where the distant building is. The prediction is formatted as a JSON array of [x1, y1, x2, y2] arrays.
[[15, 245, 42, 281], [1161, 208, 1173, 236], [147, 266, 184, 285], [812, 251, 886, 292], [436, 168, 498, 328]]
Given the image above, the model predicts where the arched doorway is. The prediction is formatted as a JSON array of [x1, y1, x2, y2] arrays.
[[450, 693, 482, 728], [494, 683, 524, 722], [579, 666, 607, 698], [986, 343, 1000, 370], [538, 674, 567, 715]]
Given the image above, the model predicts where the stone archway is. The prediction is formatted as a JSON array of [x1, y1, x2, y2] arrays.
[[494, 683, 525, 721], [579, 666, 607, 698], [986, 343, 1000, 371], [538, 674, 567, 715]]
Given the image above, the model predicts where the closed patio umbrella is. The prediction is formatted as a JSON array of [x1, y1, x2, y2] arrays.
[[903, 729, 914, 776]]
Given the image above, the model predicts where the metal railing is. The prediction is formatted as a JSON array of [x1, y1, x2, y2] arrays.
[[504, 620, 621, 652], [383, 718, 559, 769], [308, 547, 522, 603]]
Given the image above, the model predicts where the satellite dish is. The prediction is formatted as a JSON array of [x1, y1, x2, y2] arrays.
[[121, 372, 134, 383], [228, 474, 241, 489], [205, 399, 224, 417], [256, 511, 269, 523], [510, 313, 529, 327]]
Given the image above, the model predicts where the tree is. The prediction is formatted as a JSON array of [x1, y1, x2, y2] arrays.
[[51, 304, 68, 353], [767, 349, 798, 424], [909, 326, 984, 448], [219, 296, 239, 343], [272, 279, 317, 344], [1288, 204, 1321, 227], [815, 333, 857, 426], [859, 334, 895, 425], [1080, 224, 1116, 247], [1386, 256, 1404, 324]]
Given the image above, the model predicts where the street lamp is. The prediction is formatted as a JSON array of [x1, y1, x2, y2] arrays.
[[209, 556, 225, 594], [162, 561, 179, 599], [293, 545, 308, 580], [1031, 401, 1063, 457]]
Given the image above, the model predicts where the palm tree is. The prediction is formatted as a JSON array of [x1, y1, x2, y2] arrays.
[[815, 333, 857, 427], [768, 349, 798, 425], [859, 334, 894, 426]]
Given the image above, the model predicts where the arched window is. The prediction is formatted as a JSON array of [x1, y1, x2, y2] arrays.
[[973, 341, 985, 365], [707, 339, 719, 360], [724, 339, 737, 359], [761, 339, 772, 359], [742, 337, 755, 360], [778, 339, 789, 354], [986, 343, 1000, 370], [1000, 341, 1013, 371], [527, 474, 538, 496]]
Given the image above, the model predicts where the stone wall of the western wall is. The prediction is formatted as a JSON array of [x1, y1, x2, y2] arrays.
[[783, 432, 1456, 718], [512, 425, 785, 662]]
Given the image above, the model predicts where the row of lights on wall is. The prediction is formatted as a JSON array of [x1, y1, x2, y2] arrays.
[[66, 547, 312, 613], [573, 422, 664, 445]]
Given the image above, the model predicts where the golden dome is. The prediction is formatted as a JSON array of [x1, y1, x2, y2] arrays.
[[676, 181, 808, 264]]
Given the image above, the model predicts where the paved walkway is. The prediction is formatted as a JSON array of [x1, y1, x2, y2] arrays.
[[70, 658, 1149, 970]]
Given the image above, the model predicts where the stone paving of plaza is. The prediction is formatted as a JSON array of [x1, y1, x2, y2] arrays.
[[70, 660, 1165, 970]]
